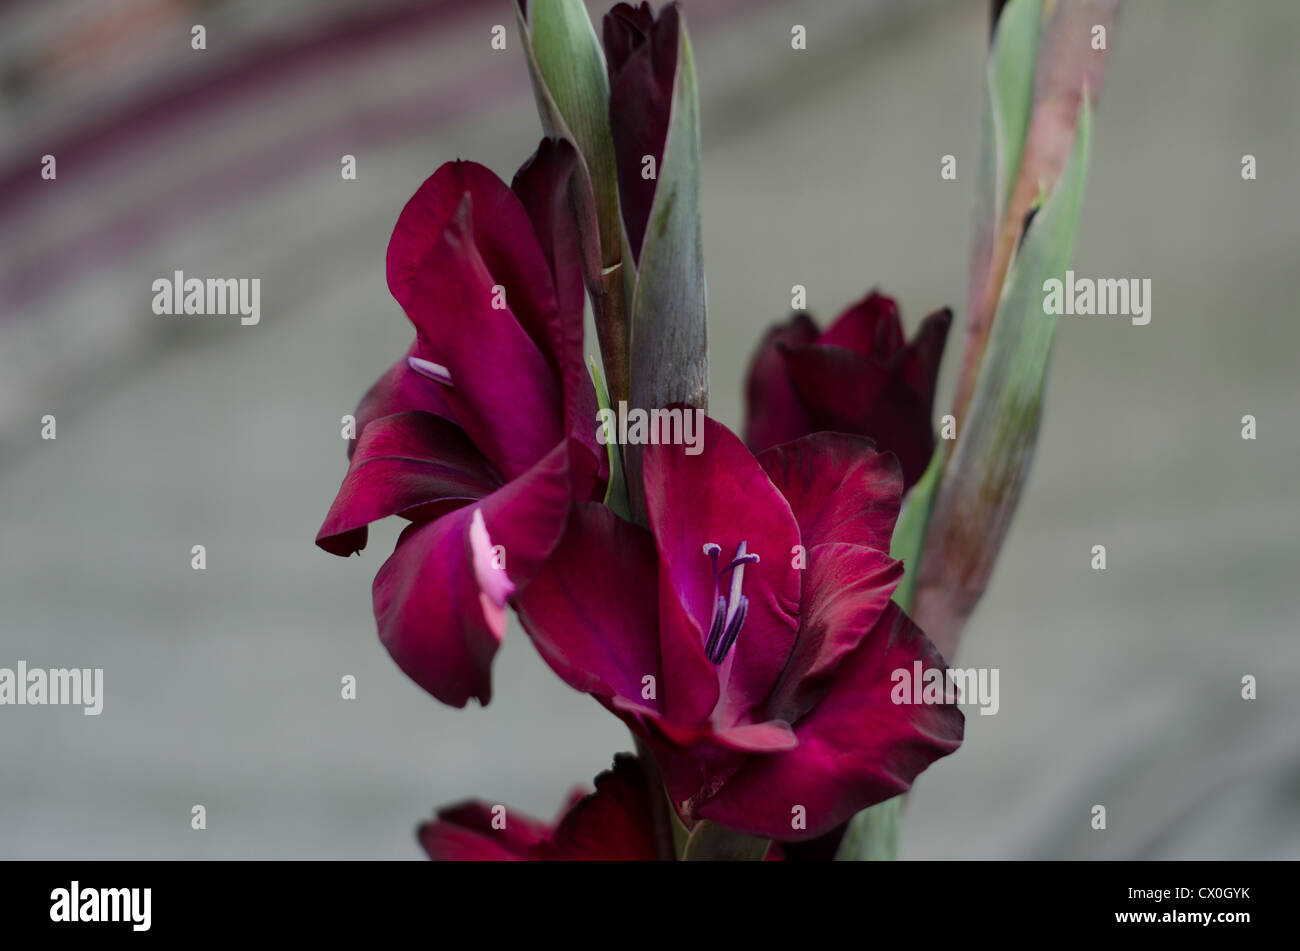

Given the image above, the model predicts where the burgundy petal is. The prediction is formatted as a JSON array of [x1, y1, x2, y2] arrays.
[[387, 159, 558, 361], [371, 442, 572, 707], [421, 757, 665, 861], [780, 307, 951, 489], [780, 345, 920, 487], [604, 2, 679, 263], [853, 307, 951, 488], [418, 801, 551, 861], [316, 411, 500, 557], [696, 603, 964, 840], [757, 431, 901, 553], [602, 2, 656, 75], [632, 714, 794, 828], [642, 416, 801, 724], [514, 502, 663, 705], [765, 542, 903, 724], [349, 341, 456, 459], [650, 586, 720, 728], [816, 290, 905, 358], [404, 195, 564, 480], [511, 139, 586, 356], [534, 754, 663, 861], [780, 343, 890, 419], [893, 307, 952, 406], [742, 312, 818, 453], [511, 139, 607, 488], [621, 702, 796, 756]]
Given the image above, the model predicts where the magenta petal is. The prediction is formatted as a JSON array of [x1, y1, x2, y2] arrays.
[[757, 432, 902, 553], [894, 307, 952, 402], [604, 2, 679, 263], [765, 543, 903, 724], [514, 502, 663, 704], [781, 308, 951, 489], [349, 341, 457, 459], [422, 756, 664, 861], [405, 196, 564, 480], [742, 312, 819, 453], [419, 801, 551, 861], [371, 442, 572, 707], [712, 719, 798, 753], [781, 343, 891, 423], [511, 139, 586, 357], [602, 2, 656, 74], [631, 712, 793, 827], [316, 411, 501, 557], [387, 159, 558, 360], [643, 417, 801, 723], [651, 588, 720, 728], [743, 290, 950, 488], [842, 307, 951, 489], [817, 290, 905, 358], [619, 701, 795, 756], [510, 139, 606, 483], [534, 755, 663, 861], [372, 512, 505, 709], [697, 603, 964, 841]]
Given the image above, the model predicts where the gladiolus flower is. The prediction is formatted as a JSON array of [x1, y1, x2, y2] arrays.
[[418, 755, 663, 861], [744, 291, 950, 490], [315, 139, 605, 708], [603, 1, 680, 264], [516, 416, 963, 841]]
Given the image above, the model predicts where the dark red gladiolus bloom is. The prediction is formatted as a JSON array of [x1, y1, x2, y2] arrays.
[[516, 416, 963, 841], [603, 1, 679, 263], [418, 755, 664, 861], [315, 139, 605, 708], [743, 291, 951, 490]]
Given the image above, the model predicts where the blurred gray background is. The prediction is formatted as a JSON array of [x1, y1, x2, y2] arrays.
[[1, 0, 1297, 859]]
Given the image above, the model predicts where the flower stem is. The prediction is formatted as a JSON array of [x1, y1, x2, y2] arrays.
[[632, 737, 679, 861], [835, 796, 900, 861]]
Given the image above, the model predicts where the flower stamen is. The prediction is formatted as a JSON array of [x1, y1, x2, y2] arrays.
[[408, 355, 454, 387], [702, 541, 758, 664]]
